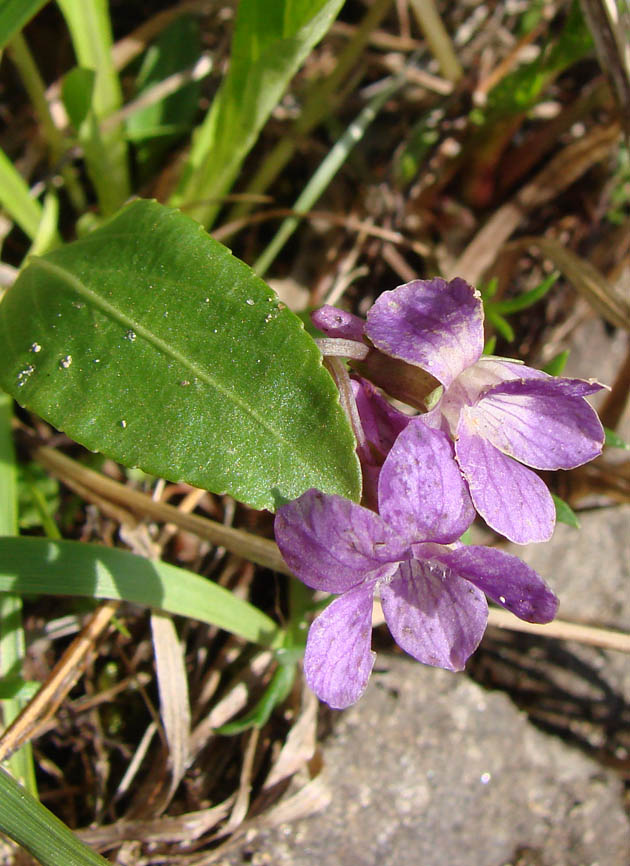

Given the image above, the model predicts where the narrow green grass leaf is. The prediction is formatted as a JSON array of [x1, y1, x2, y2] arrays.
[[62, 67, 96, 129], [489, 271, 559, 315], [171, 0, 345, 227], [126, 16, 202, 176], [254, 73, 405, 276], [0, 536, 282, 647], [0, 393, 18, 537], [542, 349, 570, 376], [56, 0, 130, 214], [0, 393, 37, 795], [0, 147, 44, 241], [485, 309, 515, 342], [229, 0, 395, 221], [524, 236, 630, 330], [0, 677, 40, 701], [0, 199, 360, 510], [552, 493, 580, 529], [216, 662, 296, 735], [0, 765, 109, 866], [604, 426, 630, 450], [0, 0, 49, 51], [482, 336, 497, 355]]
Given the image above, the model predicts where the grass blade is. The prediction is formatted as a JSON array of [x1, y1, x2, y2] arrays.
[[56, 0, 130, 214], [0, 147, 45, 242], [0, 536, 281, 648], [0, 0, 49, 51], [0, 765, 109, 866], [254, 73, 405, 276], [170, 0, 345, 227], [0, 392, 37, 795]]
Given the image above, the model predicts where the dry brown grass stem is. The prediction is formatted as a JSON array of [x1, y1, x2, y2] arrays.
[[0, 600, 119, 761]]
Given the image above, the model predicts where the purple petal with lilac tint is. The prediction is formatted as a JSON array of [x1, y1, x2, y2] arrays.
[[351, 377, 410, 457], [275, 490, 404, 593], [379, 419, 475, 545], [431, 545, 558, 623], [456, 414, 556, 544], [365, 278, 484, 388], [380, 559, 488, 671], [311, 305, 365, 341], [473, 377, 605, 470], [304, 584, 376, 709], [473, 358, 548, 384]]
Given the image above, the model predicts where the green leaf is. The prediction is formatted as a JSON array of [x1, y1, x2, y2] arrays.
[[0, 392, 18, 537], [56, 0, 130, 215], [254, 71, 405, 276], [482, 336, 497, 355], [0, 394, 37, 795], [542, 349, 570, 376], [552, 493, 580, 529], [126, 16, 202, 174], [474, 2, 592, 123], [0, 145, 45, 241], [61, 67, 96, 130], [216, 662, 296, 735], [0, 764, 109, 866], [0, 199, 360, 510], [485, 308, 515, 342], [0, 536, 281, 647], [488, 271, 559, 315], [0, 676, 39, 701], [604, 427, 630, 450], [171, 0, 346, 227], [18, 463, 60, 532], [0, 0, 49, 51]]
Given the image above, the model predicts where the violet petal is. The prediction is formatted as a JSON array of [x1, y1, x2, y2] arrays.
[[304, 584, 376, 709], [473, 377, 605, 470], [431, 545, 559, 623], [275, 490, 405, 593], [455, 414, 555, 544], [380, 559, 488, 671], [379, 419, 475, 545], [471, 358, 548, 384], [365, 278, 484, 388], [352, 376, 411, 458], [311, 304, 365, 341]]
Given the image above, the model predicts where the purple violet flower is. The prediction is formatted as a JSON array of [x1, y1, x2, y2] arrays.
[[351, 376, 410, 509], [275, 420, 558, 709], [314, 278, 605, 544]]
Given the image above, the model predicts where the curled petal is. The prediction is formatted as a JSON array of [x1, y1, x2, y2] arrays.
[[379, 419, 475, 545], [311, 305, 365, 341], [473, 377, 605, 470], [437, 359, 547, 433], [471, 358, 548, 384], [455, 415, 555, 544], [275, 490, 405, 593], [380, 559, 488, 671], [365, 278, 484, 388], [431, 545, 558, 623], [304, 585, 376, 709]]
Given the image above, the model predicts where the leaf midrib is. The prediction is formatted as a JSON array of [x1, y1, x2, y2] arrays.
[[30, 256, 314, 470]]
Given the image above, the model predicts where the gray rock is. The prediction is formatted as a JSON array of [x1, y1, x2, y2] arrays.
[[485, 504, 630, 756], [230, 506, 630, 866], [234, 659, 629, 866]]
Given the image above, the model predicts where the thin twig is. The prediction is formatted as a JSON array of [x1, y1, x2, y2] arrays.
[[0, 601, 119, 761], [486, 607, 630, 653], [34, 446, 289, 575]]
